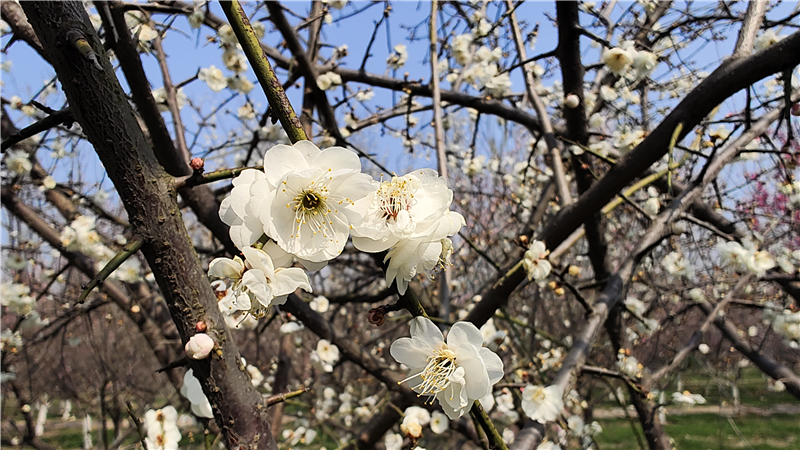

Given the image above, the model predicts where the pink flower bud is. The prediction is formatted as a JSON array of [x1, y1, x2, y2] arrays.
[[792, 103, 800, 117], [185, 333, 214, 359], [190, 157, 205, 171], [195, 321, 207, 332]]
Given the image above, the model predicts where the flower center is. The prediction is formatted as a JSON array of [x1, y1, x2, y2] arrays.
[[399, 345, 458, 402], [283, 179, 346, 243], [532, 387, 546, 403], [377, 177, 416, 220]]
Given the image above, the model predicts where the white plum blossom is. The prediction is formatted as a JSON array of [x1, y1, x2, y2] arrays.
[[188, 9, 204, 28], [152, 87, 187, 112], [198, 66, 227, 92], [404, 406, 431, 426], [1, 282, 36, 317], [4, 150, 32, 176], [144, 406, 180, 450], [602, 48, 633, 75], [309, 295, 330, 313], [391, 317, 504, 419], [316, 71, 342, 90], [208, 246, 312, 318], [521, 384, 563, 423], [260, 141, 376, 262], [185, 333, 214, 360], [387, 44, 408, 70], [662, 251, 693, 278], [631, 50, 658, 78], [616, 352, 642, 379], [523, 240, 552, 281], [312, 339, 340, 372], [671, 390, 706, 406], [484, 73, 512, 98], [352, 169, 464, 295], [217, 24, 237, 44], [227, 75, 254, 94], [180, 370, 213, 418], [384, 432, 403, 450], [429, 410, 449, 434], [754, 29, 783, 51], [222, 48, 248, 73]]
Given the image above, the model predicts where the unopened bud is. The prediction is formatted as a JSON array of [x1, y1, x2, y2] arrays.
[[568, 265, 581, 277], [564, 93, 580, 109], [21, 404, 31, 413], [185, 333, 214, 360], [367, 307, 386, 326], [554, 287, 565, 296], [196, 321, 207, 333], [190, 157, 205, 171], [130, 305, 141, 314], [792, 103, 800, 117]]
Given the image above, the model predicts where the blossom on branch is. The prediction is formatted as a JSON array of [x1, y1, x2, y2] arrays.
[[391, 317, 503, 419], [352, 169, 464, 294]]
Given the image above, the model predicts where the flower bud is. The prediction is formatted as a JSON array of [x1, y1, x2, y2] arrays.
[[21, 404, 31, 413], [564, 94, 580, 109], [367, 307, 386, 326], [792, 103, 800, 117], [400, 416, 422, 439], [190, 157, 205, 171], [185, 333, 214, 360], [568, 265, 581, 277], [195, 321, 207, 333]]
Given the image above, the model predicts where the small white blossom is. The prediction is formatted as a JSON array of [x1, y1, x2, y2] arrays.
[[602, 48, 633, 75], [523, 240, 552, 281], [199, 66, 227, 92], [521, 384, 563, 423], [185, 333, 214, 359]]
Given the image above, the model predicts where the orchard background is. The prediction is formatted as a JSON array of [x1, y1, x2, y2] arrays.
[[1, 1, 799, 450]]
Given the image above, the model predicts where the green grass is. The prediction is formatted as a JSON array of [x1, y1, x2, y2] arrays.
[[596, 413, 800, 450]]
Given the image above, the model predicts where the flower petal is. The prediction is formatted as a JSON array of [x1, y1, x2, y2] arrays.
[[390, 337, 430, 369]]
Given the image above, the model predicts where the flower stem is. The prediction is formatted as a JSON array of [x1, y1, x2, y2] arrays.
[[219, 1, 307, 144], [470, 400, 509, 450]]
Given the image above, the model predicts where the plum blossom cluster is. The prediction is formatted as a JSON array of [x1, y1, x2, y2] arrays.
[[210, 140, 464, 320], [144, 406, 180, 450]]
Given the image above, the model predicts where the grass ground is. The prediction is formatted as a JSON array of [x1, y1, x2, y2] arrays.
[[596, 413, 800, 450]]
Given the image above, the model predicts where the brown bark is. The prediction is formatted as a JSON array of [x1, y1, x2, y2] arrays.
[[20, 2, 275, 448]]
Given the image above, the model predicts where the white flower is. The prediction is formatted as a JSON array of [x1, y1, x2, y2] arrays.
[[387, 44, 408, 70], [539, 442, 561, 450], [391, 317, 504, 419], [312, 339, 340, 372], [256, 141, 376, 263], [279, 321, 304, 334], [698, 343, 710, 354], [4, 150, 32, 176], [631, 51, 657, 78], [643, 197, 660, 215], [452, 34, 473, 65], [355, 89, 374, 101], [316, 71, 342, 90], [716, 240, 749, 270], [1, 282, 36, 316], [564, 93, 580, 108], [144, 406, 181, 450], [745, 250, 775, 277], [754, 29, 783, 51], [199, 66, 227, 92], [616, 353, 642, 379], [352, 169, 464, 294], [226, 75, 254, 94], [218, 24, 237, 44], [185, 333, 214, 359], [151, 87, 187, 112], [429, 410, 449, 434], [521, 384, 563, 423], [222, 48, 248, 73], [310, 295, 330, 313], [662, 251, 693, 278], [404, 406, 431, 426], [484, 73, 512, 98], [188, 9, 204, 28], [671, 390, 706, 406], [523, 240, 552, 281], [384, 432, 403, 450], [42, 176, 56, 190], [323, 0, 348, 9], [400, 414, 423, 439], [0, 329, 22, 351], [180, 369, 214, 418], [208, 247, 312, 318], [602, 48, 633, 75], [237, 103, 256, 120]]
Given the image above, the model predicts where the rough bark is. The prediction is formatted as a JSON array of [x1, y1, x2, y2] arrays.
[[21, 2, 275, 448]]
